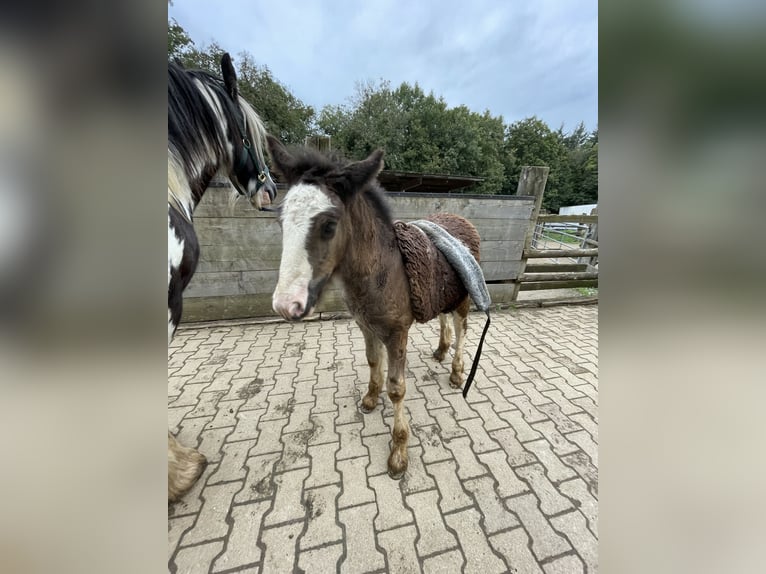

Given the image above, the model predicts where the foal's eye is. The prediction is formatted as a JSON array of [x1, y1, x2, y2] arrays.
[[321, 220, 337, 240]]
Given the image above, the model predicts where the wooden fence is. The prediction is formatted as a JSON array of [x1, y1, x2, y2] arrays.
[[181, 166, 596, 322], [182, 189, 536, 322]]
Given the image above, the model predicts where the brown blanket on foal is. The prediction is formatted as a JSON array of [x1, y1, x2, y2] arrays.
[[393, 213, 481, 323]]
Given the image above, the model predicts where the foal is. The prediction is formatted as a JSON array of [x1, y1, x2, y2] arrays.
[[267, 137, 480, 478]]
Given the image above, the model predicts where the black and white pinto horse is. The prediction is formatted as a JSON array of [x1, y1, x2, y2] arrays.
[[167, 54, 276, 501]]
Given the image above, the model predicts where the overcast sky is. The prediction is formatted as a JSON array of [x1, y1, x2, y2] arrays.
[[169, 0, 598, 132]]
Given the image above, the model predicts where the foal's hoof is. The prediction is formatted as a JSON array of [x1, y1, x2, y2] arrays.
[[387, 451, 408, 480], [432, 349, 446, 362], [168, 437, 207, 502], [449, 372, 464, 389], [361, 393, 378, 413]]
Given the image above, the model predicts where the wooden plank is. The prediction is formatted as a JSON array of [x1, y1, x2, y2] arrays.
[[519, 272, 599, 282], [514, 296, 598, 308], [537, 214, 598, 224], [524, 248, 598, 259], [519, 279, 598, 291], [525, 263, 587, 273]]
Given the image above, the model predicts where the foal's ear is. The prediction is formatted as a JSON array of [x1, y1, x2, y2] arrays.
[[331, 149, 385, 198], [221, 53, 238, 101], [266, 135, 296, 181]]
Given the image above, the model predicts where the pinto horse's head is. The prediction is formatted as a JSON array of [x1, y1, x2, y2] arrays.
[[266, 136, 384, 321], [220, 54, 277, 208]]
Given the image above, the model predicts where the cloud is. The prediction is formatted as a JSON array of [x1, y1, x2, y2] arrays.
[[170, 0, 597, 130]]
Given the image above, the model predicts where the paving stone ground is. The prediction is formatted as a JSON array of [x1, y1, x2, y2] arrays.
[[168, 306, 598, 574]]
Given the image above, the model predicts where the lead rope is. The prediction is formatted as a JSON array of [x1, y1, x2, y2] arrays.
[[462, 311, 490, 398]]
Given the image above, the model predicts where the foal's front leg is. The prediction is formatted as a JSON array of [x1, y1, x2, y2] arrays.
[[385, 330, 410, 479], [361, 325, 386, 412]]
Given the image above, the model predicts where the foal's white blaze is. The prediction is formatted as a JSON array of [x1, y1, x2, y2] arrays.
[[273, 183, 334, 320]]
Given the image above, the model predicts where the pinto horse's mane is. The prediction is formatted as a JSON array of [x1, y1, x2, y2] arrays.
[[167, 60, 269, 216]]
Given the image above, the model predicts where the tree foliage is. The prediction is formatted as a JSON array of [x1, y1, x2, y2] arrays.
[[168, 19, 597, 209]]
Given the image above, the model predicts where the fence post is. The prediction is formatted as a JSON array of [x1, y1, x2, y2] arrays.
[[511, 166, 550, 301], [578, 207, 599, 270]]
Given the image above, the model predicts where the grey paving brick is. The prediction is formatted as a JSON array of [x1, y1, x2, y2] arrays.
[[235, 452, 280, 503], [508, 395, 550, 424], [212, 500, 270, 572], [248, 418, 287, 456], [362, 432, 394, 475], [445, 507, 507, 574], [464, 475, 519, 533], [551, 511, 598, 573], [490, 428, 537, 467], [300, 484, 342, 550], [431, 408, 468, 440], [378, 524, 421, 574], [532, 420, 579, 456], [560, 451, 598, 495], [422, 549, 465, 574], [304, 442, 341, 489], [335, 395, 364, 425], [417, 424, 453, 464], [505, 493, 571, 561], [558, 478, 598, 537], [208, 439, 255, 484], [261, 521, 303, 574], [227, 408, 265, 443], [471, 401, 509, 431], [308, 412, 337, 446], [336, 421, 367, 461], [426, 460, 473, 513], [566, 430, 598, 466], [180, 481, 240, 546], [407, 489, 458, 556], [516, 463, 575, 515], [543, 555, 585, 574], [276, 430, 312, 473], [206, 398, 245, 429], [524, 439, 578, 483], [402, 445, 437, 494], [497, 410, 543, 443], [168, 515, 195, 561], [443, 436, 487, 479], [370, 473, 414, 530], [337, 457, 375, 509], [490, 528, 544, 574], [264, 467, 309, 526], [283, 401, 314, 434], [458, 418, 501, 453], [478, 450, 529, 498], [338, 503, 386, 574], [298, 543, 344, 574], [173, 540, 223, 574]]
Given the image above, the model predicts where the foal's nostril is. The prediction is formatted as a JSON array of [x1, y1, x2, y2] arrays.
[[288, 301, 304, 319]]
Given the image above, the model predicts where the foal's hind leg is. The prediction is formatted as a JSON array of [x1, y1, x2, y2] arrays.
[[449, 299, 470, 389], [361, 325, 386, 412], [432, 313, 452, 361]]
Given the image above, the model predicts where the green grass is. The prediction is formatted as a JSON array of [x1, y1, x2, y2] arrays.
[[542, 231, 581, 244], [576, 287, 598, 296]]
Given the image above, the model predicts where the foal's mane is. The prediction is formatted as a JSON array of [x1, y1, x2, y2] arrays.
[[282, 146, 393, 226]]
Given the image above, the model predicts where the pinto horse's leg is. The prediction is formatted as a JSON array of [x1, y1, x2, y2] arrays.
[[432, 313, 453, 361], [361, 325, 386, 412], [168, 431, 207, 502], [385, 329, 410, 479], [449, 298, 470, 389]]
